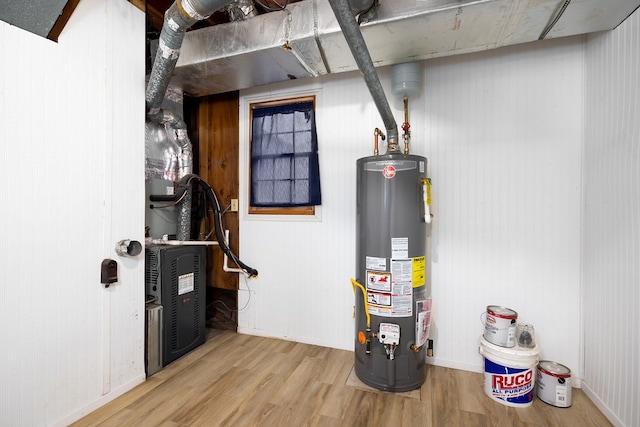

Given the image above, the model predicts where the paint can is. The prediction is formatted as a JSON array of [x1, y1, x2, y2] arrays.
[[537, 361, 572, 407], [483, 305, 517, 347], [479, 336, 539, 407]]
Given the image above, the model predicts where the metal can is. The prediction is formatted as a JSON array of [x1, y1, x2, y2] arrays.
[[537, 360, 572, 407], [483, 305, 518, 347]]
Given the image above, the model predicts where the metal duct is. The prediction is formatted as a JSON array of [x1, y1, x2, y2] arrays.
[[159, 109, 193, 241], [224, 0, 257, 21], [328, 0, 399, 149], [145, 81, 190, 182], [146, 0, 234, 115], [170, 0, 640, 97], [145, 123, 182, 182], [145, 79, 191, 240], [159, 109, 193, 178], [177, 188, 193, 241], [146, 0, 234, 241]]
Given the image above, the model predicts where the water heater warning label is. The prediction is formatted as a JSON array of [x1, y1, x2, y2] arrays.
[[367, 291, 391, 306], [366, 267, 412, 318], [416, 298, 432, 347], [391, 237, 408, 259], [367, 272, 391, 292], [391, 259, 412, 284], [366, 256, 387, 271], [412, 256, 426, 288]]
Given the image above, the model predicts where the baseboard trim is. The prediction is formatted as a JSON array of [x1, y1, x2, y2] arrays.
[[581, 382, 624, 427], [51, 374, 146, 427]]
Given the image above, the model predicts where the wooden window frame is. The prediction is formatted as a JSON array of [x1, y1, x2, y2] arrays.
[[248, 95, 318, 216]]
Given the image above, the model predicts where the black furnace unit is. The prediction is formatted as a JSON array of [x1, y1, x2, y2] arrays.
[[145, 245, 206, 367]]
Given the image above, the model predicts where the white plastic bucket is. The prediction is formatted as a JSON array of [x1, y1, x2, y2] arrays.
[[537, 361, 572, 407], [483, 305, 517, 347], [479, 336, 539, 407]]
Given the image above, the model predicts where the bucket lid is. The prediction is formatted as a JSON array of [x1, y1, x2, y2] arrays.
[[480, 336, 539, 358], [538, 360, 571, 378]]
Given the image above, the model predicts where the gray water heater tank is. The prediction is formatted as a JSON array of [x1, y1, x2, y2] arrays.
[[355, 152, 429, 392]]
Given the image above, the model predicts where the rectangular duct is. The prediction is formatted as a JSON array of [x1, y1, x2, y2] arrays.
[[169, 0, 640, 97]]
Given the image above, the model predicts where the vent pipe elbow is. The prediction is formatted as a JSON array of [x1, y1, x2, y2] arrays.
[[328, 0, 399, 150]]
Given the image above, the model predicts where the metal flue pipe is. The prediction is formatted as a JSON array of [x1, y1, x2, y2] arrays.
[[328, 0, 399, 151], [146, 0, 234, 116]]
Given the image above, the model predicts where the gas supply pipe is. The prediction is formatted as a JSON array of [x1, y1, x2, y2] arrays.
[[351, 278, 373, 354]]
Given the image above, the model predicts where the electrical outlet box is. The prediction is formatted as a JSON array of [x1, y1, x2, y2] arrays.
[[230, 199, 239, 212]]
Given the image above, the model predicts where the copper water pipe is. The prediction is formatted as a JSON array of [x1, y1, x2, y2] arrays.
[[402, 98, 410, 155], [374, 127, 385, 156]]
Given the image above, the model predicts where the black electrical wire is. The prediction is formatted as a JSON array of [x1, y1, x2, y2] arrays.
[[148, 185, 190, 209], [208, 275, 252, 312], [539, 0, 571, 40], [179, 174, 259, 278], [254, 0, 289, 12], [148, 186, 189, 202]]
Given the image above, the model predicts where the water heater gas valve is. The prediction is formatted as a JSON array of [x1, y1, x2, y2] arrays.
[[378, 323, 400, 345]]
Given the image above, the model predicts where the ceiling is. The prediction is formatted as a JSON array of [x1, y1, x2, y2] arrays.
[[2, 1, 638, 95], [0, 0, 223, 41], [0, 0, 80, 41]]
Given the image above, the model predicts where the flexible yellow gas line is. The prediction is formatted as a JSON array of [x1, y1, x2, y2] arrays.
[[350, 278, 371, 327]]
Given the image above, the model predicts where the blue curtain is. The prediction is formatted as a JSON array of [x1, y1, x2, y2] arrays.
[[250, 101, 321, 207]]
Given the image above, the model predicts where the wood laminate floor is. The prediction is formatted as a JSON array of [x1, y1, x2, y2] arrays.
[[73, 330, 612, 427]]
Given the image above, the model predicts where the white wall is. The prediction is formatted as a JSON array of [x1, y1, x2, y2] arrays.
[[238, 37, 583, 375], [582, 8, 640, 427], [0, 1, 146, 425]]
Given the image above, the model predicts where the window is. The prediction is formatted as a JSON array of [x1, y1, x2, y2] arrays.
[[249, 96, 321, 215]]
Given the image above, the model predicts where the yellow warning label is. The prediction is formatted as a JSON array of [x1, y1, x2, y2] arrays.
[[412, 256, 426, 288]]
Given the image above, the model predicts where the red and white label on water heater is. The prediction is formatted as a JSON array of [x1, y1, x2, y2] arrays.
[[382, 165, 396, 179]]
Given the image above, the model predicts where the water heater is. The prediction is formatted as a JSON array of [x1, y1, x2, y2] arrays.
[[354, 152, 429, 392]]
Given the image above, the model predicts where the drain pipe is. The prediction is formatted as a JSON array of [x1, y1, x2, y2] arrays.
[[328, 0, 399, 153]]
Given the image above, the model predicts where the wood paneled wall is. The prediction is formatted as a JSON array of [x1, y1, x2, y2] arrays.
[[189, 91, 241, 292]]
